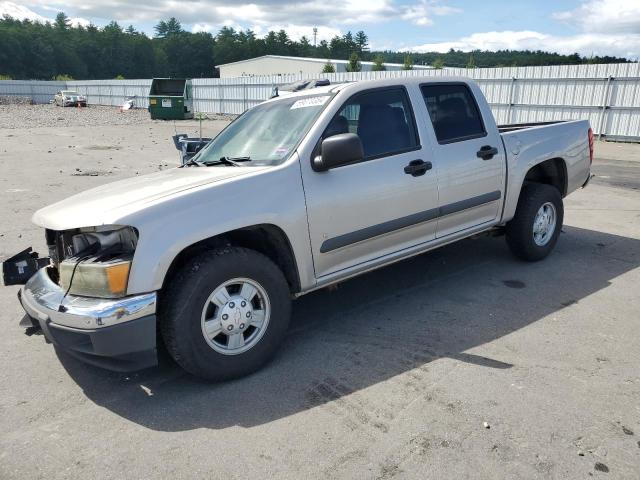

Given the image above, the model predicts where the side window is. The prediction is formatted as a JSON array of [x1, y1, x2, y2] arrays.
[[421, 84, 486, 144], [323, 87, 419, 159]]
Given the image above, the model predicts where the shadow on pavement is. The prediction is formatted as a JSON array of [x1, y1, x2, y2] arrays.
[[57, 225, 640, 431]]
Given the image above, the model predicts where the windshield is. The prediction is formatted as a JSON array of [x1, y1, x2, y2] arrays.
[[194, 94, 331, 166]]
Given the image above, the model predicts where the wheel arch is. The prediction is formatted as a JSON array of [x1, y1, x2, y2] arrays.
[[161, 223, 302, 294], [522, 157, 567, 197]]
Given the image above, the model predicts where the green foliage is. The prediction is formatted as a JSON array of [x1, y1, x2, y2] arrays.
[[322, 61, 336, 73], [0, 74, 12, 80], [347, 52, 361, 72], [114, 74, 125, 79], [466, 54, 476, 69], [402, 55, 414, 70], [432, 57, 444, 69], [54, 12, 70, 31], [53, 74, 74, 80], [372, 54, 386, 71], [372, 48, 619, 69], [355, 31, 368, 53], [0, 14, 630, 80], [154, 17, 183, 38]]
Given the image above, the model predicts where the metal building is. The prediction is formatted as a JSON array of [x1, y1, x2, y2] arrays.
[[216, 55, 433, 78]]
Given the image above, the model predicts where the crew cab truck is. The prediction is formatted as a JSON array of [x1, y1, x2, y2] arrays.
[[6, 77, 593, 380]]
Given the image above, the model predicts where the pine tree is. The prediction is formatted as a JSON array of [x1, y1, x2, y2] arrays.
[[54, 12, 70, 31], [466, 54, 476, 69], [165, 18, 183, 36], [355, 31, 369, 53], [432, 57, 444, 69], [372, 54, 386, 71], [322, 61, 335, 73], [154, 20, 168, 38], [347, 52, 361, 72], [155, 18, 182, 38], [402, 55, 414, 70]]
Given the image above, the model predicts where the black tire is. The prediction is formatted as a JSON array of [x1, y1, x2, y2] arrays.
[[160, 247, 291, 380], [506, 183, 563, 261]]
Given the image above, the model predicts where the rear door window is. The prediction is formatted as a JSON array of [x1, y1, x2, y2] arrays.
[[324, 87, 419, 159], [421, 84, 486, 144]]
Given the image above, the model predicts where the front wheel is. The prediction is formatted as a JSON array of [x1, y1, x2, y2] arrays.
[[506, 183, 564, 261], [160, 247, 292, 380]]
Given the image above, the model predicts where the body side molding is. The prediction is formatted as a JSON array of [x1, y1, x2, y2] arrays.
[[320, 190, 502, 253]]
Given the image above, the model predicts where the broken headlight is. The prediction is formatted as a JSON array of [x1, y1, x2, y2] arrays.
[[57, 226, 137, 298]]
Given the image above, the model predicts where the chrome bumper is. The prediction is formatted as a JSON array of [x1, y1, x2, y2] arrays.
[[20, 267, 156, 330]]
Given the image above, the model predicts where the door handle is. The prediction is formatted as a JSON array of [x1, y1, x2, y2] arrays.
[[476, 145, 499, 160], [404, 159, 432, 177]]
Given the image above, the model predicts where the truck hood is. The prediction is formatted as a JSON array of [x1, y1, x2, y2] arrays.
[[33, 166, 265, 230]]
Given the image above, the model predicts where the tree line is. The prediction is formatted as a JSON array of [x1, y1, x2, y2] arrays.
[[0, 13, 630, 80]]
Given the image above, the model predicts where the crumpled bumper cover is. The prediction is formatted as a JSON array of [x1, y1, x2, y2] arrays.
[[18, 267, 158, 372]]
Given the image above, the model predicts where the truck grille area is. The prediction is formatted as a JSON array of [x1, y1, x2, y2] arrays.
[[43, 227, 138, 289]]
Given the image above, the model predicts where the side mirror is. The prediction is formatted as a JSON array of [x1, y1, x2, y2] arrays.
[[312, 133, 364, 172]]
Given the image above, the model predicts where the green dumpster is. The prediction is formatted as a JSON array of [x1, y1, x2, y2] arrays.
[[148, 78, 194, 120]]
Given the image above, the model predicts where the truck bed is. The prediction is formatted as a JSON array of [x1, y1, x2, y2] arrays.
[[498, 120, 567, 133], [499, 117, 592, 224]]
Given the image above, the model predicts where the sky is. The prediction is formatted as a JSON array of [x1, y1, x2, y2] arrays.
[[1, 0, 639, 59]]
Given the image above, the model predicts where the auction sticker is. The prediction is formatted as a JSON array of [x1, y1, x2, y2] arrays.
[[271, 146, 291, 158], [290, 96, 329, 109]]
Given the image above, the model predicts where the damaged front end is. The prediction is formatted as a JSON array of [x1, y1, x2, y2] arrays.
[[6, 226, 158, 372], [47, 225, 138, 299], [2, 248, 51, 286]]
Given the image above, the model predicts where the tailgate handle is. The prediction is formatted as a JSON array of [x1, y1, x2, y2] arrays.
[[477, 145, 498, 160], [404, 159, 432, 177]]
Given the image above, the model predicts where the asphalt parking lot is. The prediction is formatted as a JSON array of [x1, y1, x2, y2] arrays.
[[0, 108, 639, 479]]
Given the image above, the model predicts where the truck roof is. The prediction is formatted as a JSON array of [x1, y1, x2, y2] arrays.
[[264, 76, 476, 105]]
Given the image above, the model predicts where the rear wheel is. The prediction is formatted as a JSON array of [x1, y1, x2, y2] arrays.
[[506, 183, 563, 261], [160, 247, 291, 380]]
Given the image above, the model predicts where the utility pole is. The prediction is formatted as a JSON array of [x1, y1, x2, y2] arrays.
[[313, 27, 318, 47]]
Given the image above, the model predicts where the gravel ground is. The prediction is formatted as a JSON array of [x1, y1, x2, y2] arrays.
[[0, 103, 236, 129]]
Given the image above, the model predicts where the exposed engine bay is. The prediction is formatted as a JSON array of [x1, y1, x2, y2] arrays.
[[43, 225, 138, 298]]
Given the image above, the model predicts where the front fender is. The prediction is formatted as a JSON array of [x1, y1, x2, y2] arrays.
[[124, 156, 315, 294]]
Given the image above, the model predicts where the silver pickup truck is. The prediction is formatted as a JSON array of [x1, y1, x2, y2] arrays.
[[5, 77, 593, 380]]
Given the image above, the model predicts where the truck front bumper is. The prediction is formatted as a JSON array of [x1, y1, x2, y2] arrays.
[[18, 267, 158, 372]]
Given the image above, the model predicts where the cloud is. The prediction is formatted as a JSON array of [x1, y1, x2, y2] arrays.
[[408, 1, 640, 59], [16, 0, 453, 45], [1, 2, 91, 27], [69, 17, 90, 27], [401, 0, 462, 26], [0, 1, 48, 22], [552, 0, 640, 34], [255, 24, 342, 42], [410, 30, 640, 58], [21, 0, 398, 27], [18, 0, 461, 31], [7, 0, 637, 59]]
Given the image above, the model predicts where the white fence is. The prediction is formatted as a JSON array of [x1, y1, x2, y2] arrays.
[[1, 63, 639, 141], [0, 80, 66, 104]]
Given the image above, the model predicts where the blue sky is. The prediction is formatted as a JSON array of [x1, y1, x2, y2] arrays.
[[362, 0, 586, 50], [2, 0, 639, 59]]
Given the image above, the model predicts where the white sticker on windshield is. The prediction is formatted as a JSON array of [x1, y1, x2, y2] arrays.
[[290, 96, 329, 110]]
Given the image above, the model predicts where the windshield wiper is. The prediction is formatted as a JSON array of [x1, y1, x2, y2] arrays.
[[203, 156, 251, 167], [180, 157, 201, 167]]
